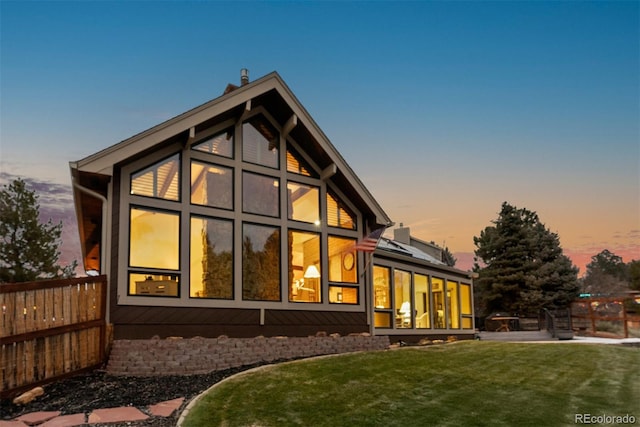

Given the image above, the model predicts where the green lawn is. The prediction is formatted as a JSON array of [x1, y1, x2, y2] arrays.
[[182, 342, 640, 427]]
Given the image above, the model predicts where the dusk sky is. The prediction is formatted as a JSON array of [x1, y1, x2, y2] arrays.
[[1, 1, 638, 275]]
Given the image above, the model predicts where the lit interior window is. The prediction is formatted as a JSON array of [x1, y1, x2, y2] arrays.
[[192, 128, 233, 158], [129, 273, 179, 297], [327, 191, 356, 230], [287, 182, 320, 224], [286, 147, 314, 176], [129, 207, 179, 270], [131, 154, 180, 201], [289, 230, 321, 303], [448, 280, 460, 329], [394, 269, 412, 329], [460, 283, 473, 329], [374, 311, 392, 328], [329, 286, 358, 304], [328, 236, 357, 283], [373, 266, 391, 309], [432, 277, 445, 329], [415, 274, 430, 328]]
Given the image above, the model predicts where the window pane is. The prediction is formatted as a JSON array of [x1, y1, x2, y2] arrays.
[[374, 312, 391, 328], [395, 269, 412, 329], [190, 216, 233, 299], [129, 273, 179, 297], [286, 147, 314, 176], [129, 207, 179, 270], [287, 182, 319, 224], [243, 172, 279, 217], [328, 236, 357, 283], [432, 277, 445, 329], [448, 280, 460, 329], [131, 154, 180, 201], [288, 230, 321, 303], [243, 116, 279, 168], [415, 274, 430, 328], [191, 161, 233, 210], [329, 286, 358, 304], [373, 265, 391, 309], [462, 317, 473, 329], [327, 191, 356, 230], [243, 223, 280, 301], [192, 128, 233, 158], [460, 284, 472, 315]]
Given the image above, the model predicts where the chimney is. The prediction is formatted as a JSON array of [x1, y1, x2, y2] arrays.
[[240, 68, 249, 86], [394, 223, 411, 245]]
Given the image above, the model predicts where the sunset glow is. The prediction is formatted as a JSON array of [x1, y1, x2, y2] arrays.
[[1, 2, 637, 277]]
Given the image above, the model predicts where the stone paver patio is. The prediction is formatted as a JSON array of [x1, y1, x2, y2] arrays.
[[1, 397, 184, 427]]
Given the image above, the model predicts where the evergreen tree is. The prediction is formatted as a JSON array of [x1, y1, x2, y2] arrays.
[[442, 246, 457, 267], [581, 249, 632, 296], [473, 202, 579, 316], [0, 178, 77, 283]]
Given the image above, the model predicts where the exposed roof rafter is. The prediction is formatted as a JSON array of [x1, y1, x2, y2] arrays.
[[238, 99, 252, 123], [282, 114, 298, 139], [321, 163, 337, 181], [70, 71, 392, 227]]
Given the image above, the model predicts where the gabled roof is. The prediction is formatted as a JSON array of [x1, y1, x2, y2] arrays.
[[70, 71, 393, 271]]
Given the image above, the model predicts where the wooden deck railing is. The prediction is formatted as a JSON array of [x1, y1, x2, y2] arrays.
[[571, 297, 638, 338], [0, 275, 108, 397]]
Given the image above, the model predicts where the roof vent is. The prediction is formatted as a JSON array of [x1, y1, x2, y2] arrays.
[[241, 68, 249, 86]]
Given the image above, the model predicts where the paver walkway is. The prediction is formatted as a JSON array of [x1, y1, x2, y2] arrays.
[[0, 397, 184, 427]]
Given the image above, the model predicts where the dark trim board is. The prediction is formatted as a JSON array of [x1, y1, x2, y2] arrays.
[[111, 307, 368, 339]]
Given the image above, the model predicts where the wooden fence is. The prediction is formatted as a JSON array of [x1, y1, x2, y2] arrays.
[[0, 275, 107, 397], [571, 296, 640, 338]]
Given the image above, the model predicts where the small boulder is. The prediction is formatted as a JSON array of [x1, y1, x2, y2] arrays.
[[12, 386, 44, 405]]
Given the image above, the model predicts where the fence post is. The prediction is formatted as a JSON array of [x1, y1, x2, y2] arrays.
[[587, 301, 596, 334]]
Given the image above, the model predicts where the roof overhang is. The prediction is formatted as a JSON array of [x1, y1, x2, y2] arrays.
[[70, 72, 393, 271], [71, 71, 390, 224], [374, 246, 475, 280]]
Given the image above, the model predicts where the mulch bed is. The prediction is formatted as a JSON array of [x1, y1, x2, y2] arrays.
[[1, 364, 267, 426]]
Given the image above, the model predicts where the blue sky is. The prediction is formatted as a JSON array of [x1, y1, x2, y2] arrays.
[[1, 1, 638, 273]]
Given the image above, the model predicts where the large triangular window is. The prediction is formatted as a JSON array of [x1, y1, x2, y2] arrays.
[[130, 154, 180, 201], [327, 190, 356, 230]]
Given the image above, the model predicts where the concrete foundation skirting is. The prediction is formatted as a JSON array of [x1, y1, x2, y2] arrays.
[[106, 333, 390, 376]]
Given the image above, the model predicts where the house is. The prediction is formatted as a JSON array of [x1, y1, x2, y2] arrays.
[[70, 70, 475, 341]]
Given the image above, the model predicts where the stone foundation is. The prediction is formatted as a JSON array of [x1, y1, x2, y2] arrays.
[[106, 333, 390, 376]]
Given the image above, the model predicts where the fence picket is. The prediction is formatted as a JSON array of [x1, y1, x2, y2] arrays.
[[0, 276, 107, 396], [34, 288, 46, 331]]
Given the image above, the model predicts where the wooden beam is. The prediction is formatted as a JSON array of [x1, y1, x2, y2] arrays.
[[185, 126, 196, 147], [282, 114, 298, 138], [239, 99, 252, 123], [321, 163, 337, 181]]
